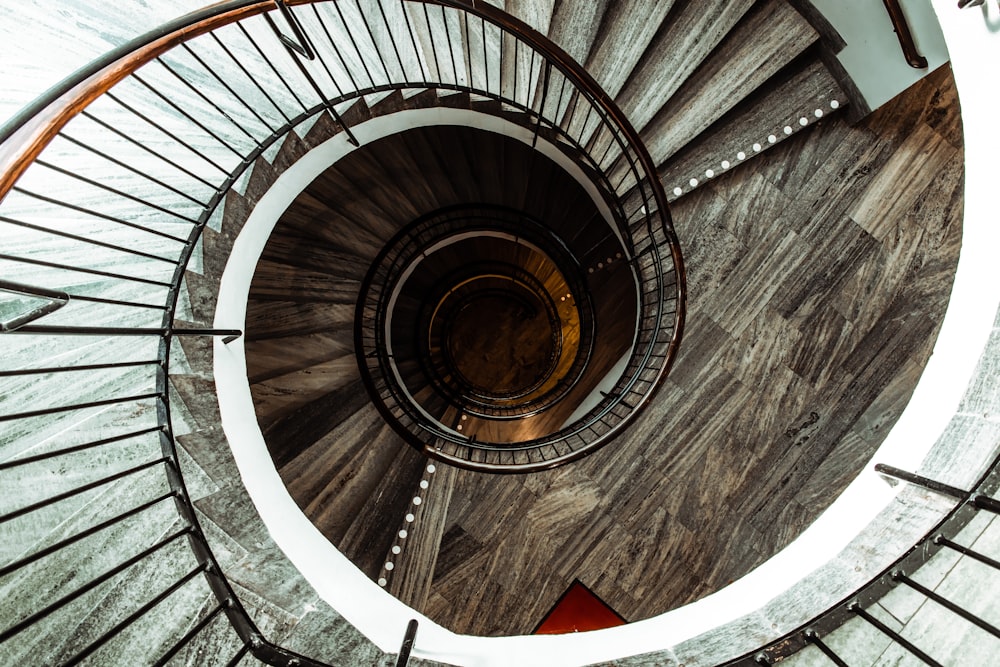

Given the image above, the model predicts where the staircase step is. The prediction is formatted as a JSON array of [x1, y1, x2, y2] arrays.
[[386, 462, 458, 607], [244, 300, 355, 341], [584, 0, 679, 100], [545, 0, 610, 67], [251, 354, 360, 428], [245, 331, 352, 384], [616, 0, 757, 133], [249, 259, 361, 304], [640, 0, 820, 166], [259, 230, 371, 281], [662, 58, 846, 201], [259, 375, 370, 468], [340, 442, 428, 579]]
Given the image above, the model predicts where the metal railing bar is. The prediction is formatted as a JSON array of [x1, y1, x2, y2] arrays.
[[974, 495, 1000, 514], [235, 21, 310, 114], [63, 563, 208, 667], [151, 602, 227, 667], [0, 455, 168, 526], [399, 0, 427, 81], [480, 15, 488, 94], [395, 618, 419, 667], [0, 425, 164, 470], [376, 0, 407, 83], [105, 92, 233, 176], [0, 491, 178, 578], [849, 603, 942, 667], [441, 5, 459, 86], [0, 214, 178, 264], [208, 31, 293, 124], [270, 0, 317, 60], [154, 56, 265, 148], [359, 0, 392, 83], [226, 643, 251, 667], [0, 526, 192, 643], [0, 359, 159, 379], [462, 9, 472, 88], [312, 4, 361, 91], [875, 464, 969, 500], [0, 279, 69, 332], [421, 3, 442, 81], [305, 5, 347, 96], [181, 42, 279, 133], [0, 252, 176, 288], [334, 0, 377, 87], [55, 132, 211, 208], [892, 570, 1000, 639], [0, 391, 162, 425], [78, 110, 219, 190], [935, 536, 1000, 571], [8, 325, 242, 337], [513, 36, 519, 102], [57, 292, 169, 311], [11, 186, 192, 243], [262, 12, 360, 147], [131, 73, 247, 160]]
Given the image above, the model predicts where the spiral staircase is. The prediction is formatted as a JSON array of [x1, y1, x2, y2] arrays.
[[1, 1, 996, 665]]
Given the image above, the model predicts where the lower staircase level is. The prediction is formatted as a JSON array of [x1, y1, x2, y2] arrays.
[[165, 65, 964, 637]]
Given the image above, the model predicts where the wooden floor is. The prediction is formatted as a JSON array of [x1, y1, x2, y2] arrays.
[[239, 66, 963, 636], [400, 67, 964, 635]]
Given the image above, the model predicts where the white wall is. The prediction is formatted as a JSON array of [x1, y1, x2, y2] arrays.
[[811, 0, 950, 111]]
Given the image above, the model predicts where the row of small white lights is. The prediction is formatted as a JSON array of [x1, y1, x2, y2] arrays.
[[671, 100, 841, 198], [378, 463, 437, 587]]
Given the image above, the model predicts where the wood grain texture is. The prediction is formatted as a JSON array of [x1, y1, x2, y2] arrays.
[[641, 0, 819, 166], [214, 33, 967, 641], [401, 66, 964, 635]]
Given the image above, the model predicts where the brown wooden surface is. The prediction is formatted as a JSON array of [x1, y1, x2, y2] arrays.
[[228, 62, 965, 634]]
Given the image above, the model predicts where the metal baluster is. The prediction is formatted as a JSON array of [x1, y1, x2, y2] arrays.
[[0, 528, 193, 643], [56, 132, 210, 208], [154, 56, 265, 148], [209, 32, 293, 124], [334, 0, 378, 88], [9, 187, 191, 242], [104, 92, 232, 176], [262, 11, 359, 147], [131, 73, 246, 159], [181, 42, 279, 132], [0, 252, 176, 288], [235, 21, 311, 113], [34, 158, 202, 224], [307, 5, 347, 96], [358, 0, 392, 84], [400, 0, 428, 83], [440, 5, 459, 86], [0, 424, 163, 467]]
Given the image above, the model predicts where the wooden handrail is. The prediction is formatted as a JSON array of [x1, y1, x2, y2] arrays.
[[0, 1, 274, 203], [882, 0, 929, 68]]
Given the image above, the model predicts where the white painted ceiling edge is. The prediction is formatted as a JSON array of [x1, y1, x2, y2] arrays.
[[810, 0, 950, 112], [213, 12, 999, 659]]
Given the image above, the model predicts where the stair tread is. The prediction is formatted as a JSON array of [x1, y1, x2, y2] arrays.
[[616, 0, 756, 134], [246, 332, 354, 384], [641, 0, 819, 166], [583, 0, 679, 100], [251, 354, 361, 427], [261, 375, 371, 469], [662, 58, 846, 200], [244, 300, 355, 341], [387, 463, 461, 609], [248, 258, 361, 304]]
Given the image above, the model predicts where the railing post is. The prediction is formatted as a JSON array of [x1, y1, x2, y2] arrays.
[[395, 619, 419, 667], [270, 0, 316, 60]]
